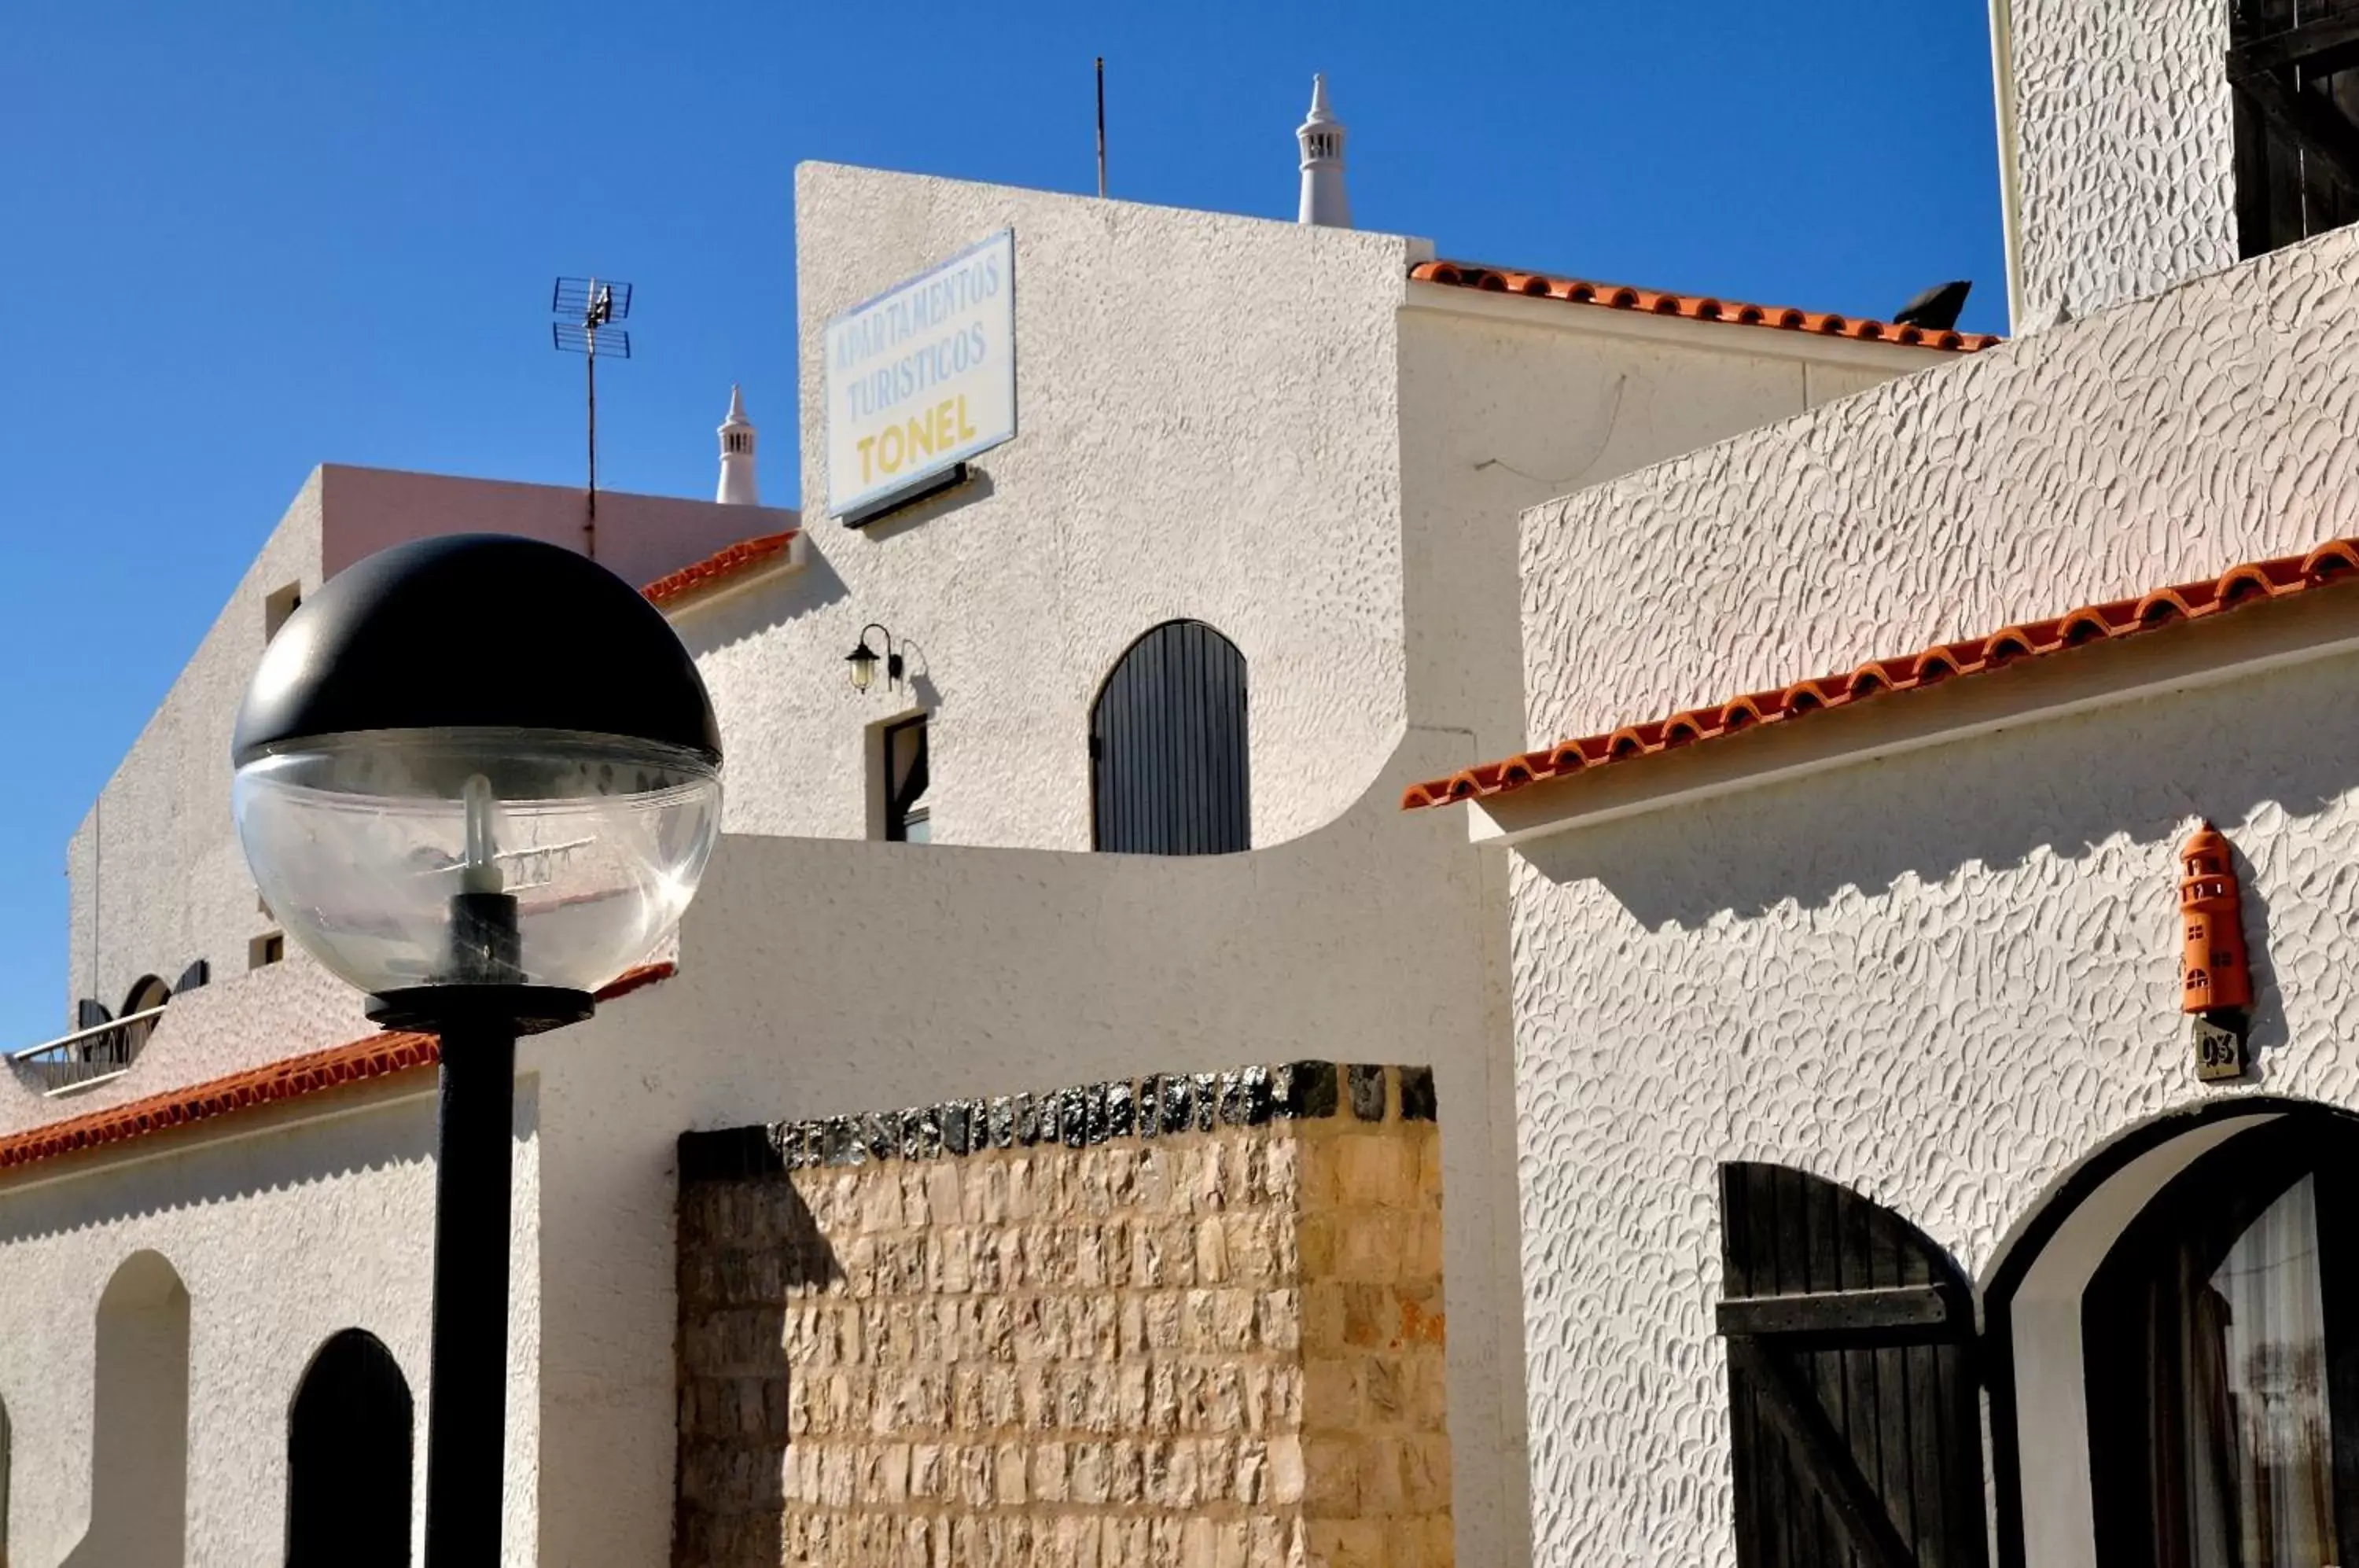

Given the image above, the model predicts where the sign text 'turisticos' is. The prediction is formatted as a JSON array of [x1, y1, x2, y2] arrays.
[[825, 230, 1016, 521]]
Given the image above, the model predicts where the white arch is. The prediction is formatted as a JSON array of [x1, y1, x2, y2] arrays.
[[60, 1250, 189, 1568]]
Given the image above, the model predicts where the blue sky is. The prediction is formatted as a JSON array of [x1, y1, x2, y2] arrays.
[[0, 0, 2004, 1047]]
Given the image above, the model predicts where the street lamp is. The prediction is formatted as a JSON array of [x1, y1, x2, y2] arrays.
[[230, 533, 723, 1565]]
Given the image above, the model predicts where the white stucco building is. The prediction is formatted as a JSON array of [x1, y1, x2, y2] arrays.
[[11, 4, 2349, 1559], [0, 127, 1980, 1562]]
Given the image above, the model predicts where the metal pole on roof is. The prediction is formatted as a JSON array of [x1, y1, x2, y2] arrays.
[[1095, 57, 1106, 198]]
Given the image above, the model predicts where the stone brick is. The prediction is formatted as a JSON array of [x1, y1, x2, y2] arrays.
[[675, 1063, 1451, 1567]]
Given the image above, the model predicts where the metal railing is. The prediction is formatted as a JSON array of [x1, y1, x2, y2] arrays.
[[9, 1006, 168, 1095]]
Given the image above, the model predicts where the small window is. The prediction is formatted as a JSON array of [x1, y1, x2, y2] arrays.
[[249, 933, 285, 970], [2230, 0, 2359, 259], [264, 583, 303, 642], [881, 715, 929, 843]]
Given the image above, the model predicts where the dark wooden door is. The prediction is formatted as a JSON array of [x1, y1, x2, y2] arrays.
[[1089, 620, 1249, 855], [286, 1329, 413, 1566], [1717, 1162, 1987, 1568]]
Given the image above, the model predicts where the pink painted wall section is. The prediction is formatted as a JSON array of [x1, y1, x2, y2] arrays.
[[318, 464, 797, 590]]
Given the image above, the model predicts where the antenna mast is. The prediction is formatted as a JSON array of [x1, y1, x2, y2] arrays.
[[1095, 57, 1106, 197], [551, 277, 635, 559]]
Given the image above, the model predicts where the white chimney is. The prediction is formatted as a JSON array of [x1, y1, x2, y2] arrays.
[[1297, 75, 1351, 228], [716, 385, 759, 506]]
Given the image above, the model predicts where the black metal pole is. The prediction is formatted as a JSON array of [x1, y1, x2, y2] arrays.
[[422, 1017, 516, 1567]]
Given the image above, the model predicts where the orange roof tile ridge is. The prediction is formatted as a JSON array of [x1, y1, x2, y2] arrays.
[[1409, 259, 2003, 354], [1401, 537, 2359, 811], [642, 532, 797, 606], [0, 962, 677, 1173]]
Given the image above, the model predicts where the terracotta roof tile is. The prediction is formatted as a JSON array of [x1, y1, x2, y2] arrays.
[[0, 963, 674, 1174], [1402, 538, 2359, 812], [1410, 260, 2003, 353], [642, 532, 797, 607]]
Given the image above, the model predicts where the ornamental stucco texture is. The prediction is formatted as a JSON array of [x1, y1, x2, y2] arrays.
[[1506, 230, 2359, 1566], [1518, 223, 2359, 751], [2006, 0, 2239, 324], [1508, 652, 2359, 1568]]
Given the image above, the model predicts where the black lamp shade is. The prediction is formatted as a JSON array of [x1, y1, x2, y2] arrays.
[[232, 534, 722, 766]]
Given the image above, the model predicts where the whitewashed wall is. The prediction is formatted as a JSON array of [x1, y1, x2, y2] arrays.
[[19, 160, 1971, 1568], [1518, 222, 2359, 756], [2004, 0, 2240, 324], [1506, 652, 2359, 1567], [64, 474, 322, 1035], [0, 1080, 539, 1566], [1503, 224, 2359, 1566], [59, 470, 791, 1051], [528, 736, 1521, 1568], [694, 164, 1424, 853]]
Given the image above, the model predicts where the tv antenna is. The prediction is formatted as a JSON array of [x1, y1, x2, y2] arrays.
[[551, 277, 633, 558]]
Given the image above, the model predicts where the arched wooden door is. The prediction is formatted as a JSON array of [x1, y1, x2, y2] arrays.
[[286, 1329, 413, 1567], [1089, 620, 1249, 855], [1717, 1162, 1987, 1568]]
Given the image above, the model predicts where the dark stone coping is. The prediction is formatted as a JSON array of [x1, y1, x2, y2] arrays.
[[679, 1061, 1437, 1183]]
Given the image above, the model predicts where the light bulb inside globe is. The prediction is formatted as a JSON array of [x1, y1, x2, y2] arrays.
[[846, 639, 879, 693], [233, 728, 722, 997]]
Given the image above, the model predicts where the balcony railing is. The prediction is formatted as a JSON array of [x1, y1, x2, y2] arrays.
[[9, 1006, 168, 1096]]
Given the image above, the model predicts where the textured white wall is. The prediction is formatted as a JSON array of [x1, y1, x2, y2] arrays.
[[1506, 652, 2359, 1567], [690, 164, 1421, 852], [529, 737, 1520, 1568], [1503, 223, 2359, 1567], [22, 163, 1967, 1568], [2005, 0, 2239, 323], [65, 473, 322, 1035], [0, 1080, 541, 1565], [59, 468, 791, 1056], [1397, 293, 1950, 764], [1518, 223, 2359, 756]]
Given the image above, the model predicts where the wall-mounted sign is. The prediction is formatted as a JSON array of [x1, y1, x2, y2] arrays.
[[825, 230, 1016, 521]]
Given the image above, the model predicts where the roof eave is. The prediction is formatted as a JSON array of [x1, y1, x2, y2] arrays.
[[1467, 581, 2359, 850]]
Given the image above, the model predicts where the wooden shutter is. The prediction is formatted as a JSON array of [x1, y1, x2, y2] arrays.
[[2229, 0, 2359, 256], [1717, 1162, 1986, 1568], [1089, 620, 1249, 855]]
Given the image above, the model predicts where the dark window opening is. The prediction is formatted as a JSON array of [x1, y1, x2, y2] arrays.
[[251, 933, 285, 970], [2085, 1119, 2359, 1567], [1089, 620, 1249, 856], [2230, 0, 2359, 258], [264, 583, 303, 642], [882, 715, 929, 844], [287, 1328, 414, 1567]]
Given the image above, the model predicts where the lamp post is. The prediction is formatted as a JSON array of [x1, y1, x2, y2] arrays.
[[230, 534, 723, 1566]]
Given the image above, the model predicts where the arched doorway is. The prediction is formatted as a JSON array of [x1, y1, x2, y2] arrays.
[[1088, 620, 1249, 855], [1982, 1099, 2359, 1568], [2082, 1117, 2359, 1566], [120, 976, 169, 1018], [61, 1251, 189, 1568], [286, 1329, 413, 1566]]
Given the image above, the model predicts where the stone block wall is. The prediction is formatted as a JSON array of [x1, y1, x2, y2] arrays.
[[675, 1062, 1449, 1568]]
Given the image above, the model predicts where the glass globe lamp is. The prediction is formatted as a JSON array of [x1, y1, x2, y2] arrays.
[[231, 532, 724, 1030]]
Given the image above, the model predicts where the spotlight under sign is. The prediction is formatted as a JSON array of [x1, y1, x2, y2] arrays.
[[825, 230, 1016, 525]]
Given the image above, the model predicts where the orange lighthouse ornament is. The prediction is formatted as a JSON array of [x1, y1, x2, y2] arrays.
[[2180, 823, 2253, 1080]]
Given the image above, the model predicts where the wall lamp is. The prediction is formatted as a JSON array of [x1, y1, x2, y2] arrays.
[[845, 623, 906, 694]]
